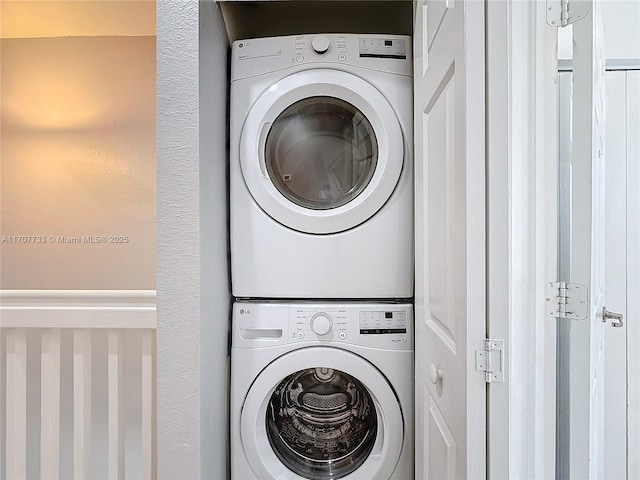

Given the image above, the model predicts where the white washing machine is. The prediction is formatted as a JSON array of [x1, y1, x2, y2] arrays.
[[230, 34, 413, 299], [230, 301, 413, 480]]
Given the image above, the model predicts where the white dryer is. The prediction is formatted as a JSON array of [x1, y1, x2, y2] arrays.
[[230, 34, 413, 299], [230, 301, 413, 480]]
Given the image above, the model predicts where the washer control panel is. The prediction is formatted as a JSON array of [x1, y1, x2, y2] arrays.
[[233, 302, 412, 349], [286, 303, 412, 349], [359, 310, 407, 335]]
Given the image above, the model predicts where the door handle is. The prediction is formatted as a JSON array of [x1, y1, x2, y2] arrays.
[[429, 364, 443, 385], [602, 306, 624, 328]]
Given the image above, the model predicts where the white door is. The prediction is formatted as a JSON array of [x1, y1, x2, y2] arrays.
[[413, 1, 486, 478], [603, 70, 627, 480], [627, 70, 640, 480], [560, 1, 610, 477], [603, 69, 640, 480]]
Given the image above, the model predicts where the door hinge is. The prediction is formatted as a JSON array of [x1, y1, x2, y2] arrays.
[[545, 281, 589, 320], [475, 339, 504, 384], [546, 0, 590, 27]]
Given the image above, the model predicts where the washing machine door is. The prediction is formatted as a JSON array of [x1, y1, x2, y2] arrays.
[[240, 347, 404, 479], [240, 69, 404, 234]]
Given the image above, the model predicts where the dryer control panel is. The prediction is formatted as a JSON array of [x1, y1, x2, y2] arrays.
[[231, 33, 412, 81], [358, 38, 407, 59], [233, 301, 413, 350]]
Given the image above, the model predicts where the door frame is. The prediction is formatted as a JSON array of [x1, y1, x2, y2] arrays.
[[486, 1, 558, 477]]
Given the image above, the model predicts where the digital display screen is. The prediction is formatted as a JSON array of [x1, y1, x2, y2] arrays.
[[358, 38, 407, 59], [360, 328, 407, 335], [359, 310, 406, 335]]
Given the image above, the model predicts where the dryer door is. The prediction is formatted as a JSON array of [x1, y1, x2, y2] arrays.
[[240, 347, 404, 479], [240, 69, 405, 234]]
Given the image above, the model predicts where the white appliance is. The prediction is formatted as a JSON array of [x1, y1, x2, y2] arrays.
[[230, 301, 414, 480], [230, 34, 413, 298]]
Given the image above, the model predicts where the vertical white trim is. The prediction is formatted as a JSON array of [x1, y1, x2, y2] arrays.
[[141, 330, 156, 480], [41, 328, 62, 479], [465, 2, 488, 476], [486, 1, 511, 477], [567, 4, 607, 476], [510, 2, 538, 474], [627, 70, 640, 480], [497, 1, 558, 477], [6, 328, 27, 479], [557, 70, 573, 480], [535, 2, 559, 478], [108, 330, 125, 480], [73, 329, 92, 480]]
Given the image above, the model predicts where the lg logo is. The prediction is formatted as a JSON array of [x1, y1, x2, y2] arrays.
[[239, 309, 251, 315]]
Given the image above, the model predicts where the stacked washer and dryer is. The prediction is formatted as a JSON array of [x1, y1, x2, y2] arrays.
[[230, 34, 414, 480]]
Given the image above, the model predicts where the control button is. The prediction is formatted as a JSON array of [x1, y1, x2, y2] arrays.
[[296, 55, 304, 62], [338, 331, 347, 340], [311, 35, 331, 54], [296, 331, 305, 339], [310, 313, 333, 336], [338, 54, 346, 61]]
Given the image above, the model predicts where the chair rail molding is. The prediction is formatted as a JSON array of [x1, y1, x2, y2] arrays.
[[0, 290, 157, 329]]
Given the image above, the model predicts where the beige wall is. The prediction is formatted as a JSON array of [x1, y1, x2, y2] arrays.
[[1, 36, 156, 289]]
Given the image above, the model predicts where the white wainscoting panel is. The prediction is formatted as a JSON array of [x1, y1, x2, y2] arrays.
[[0, 290, 156, 480]]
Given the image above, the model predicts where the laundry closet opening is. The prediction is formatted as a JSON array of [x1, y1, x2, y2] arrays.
[[209, 2, 417, 480]]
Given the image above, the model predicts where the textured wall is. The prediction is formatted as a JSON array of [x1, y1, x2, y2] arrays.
[[157, 1, 230, 478], [0, 36, 156, 289], [157, 1, 201, 478], [199, 1, 231, 479]]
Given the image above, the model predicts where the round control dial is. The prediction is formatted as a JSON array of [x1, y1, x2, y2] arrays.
[[310, 312, 333, 336], [311, 35, 331, 55]]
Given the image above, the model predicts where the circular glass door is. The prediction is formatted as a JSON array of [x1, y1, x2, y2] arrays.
[[266, 367, 377, 479], [265, 97, 378, 210], [240, 69, 404, 234], [240, 347, 404, 480]]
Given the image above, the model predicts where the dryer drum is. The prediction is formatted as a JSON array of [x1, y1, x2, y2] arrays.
[[266, 367, 378, 479], [265, 96, 378, 211]]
